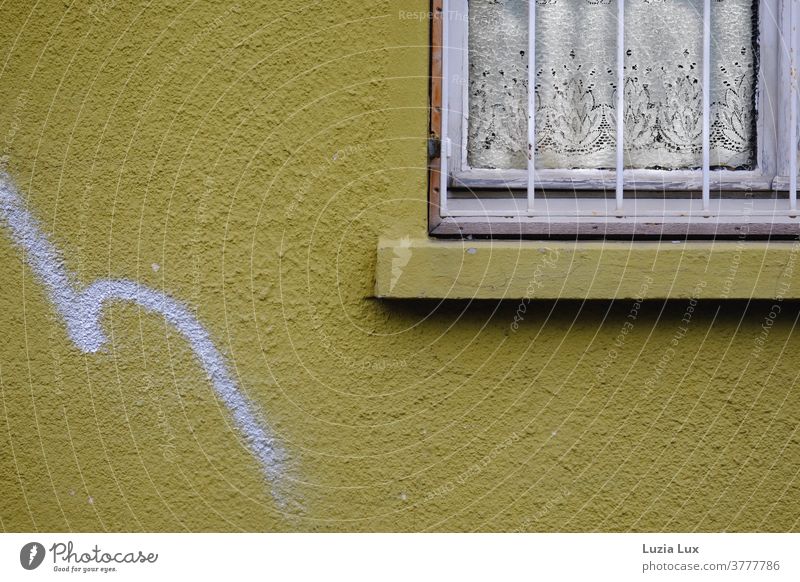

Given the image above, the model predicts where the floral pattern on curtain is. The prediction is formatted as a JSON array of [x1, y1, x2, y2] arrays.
[[467, 0, 758, 171]]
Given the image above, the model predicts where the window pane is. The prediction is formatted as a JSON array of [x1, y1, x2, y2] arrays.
[[467, 0, 758, 171], [467, 0, 530, 170]]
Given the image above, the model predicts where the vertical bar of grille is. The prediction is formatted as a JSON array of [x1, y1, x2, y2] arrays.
[[702, 0, 711, 211], [791, 0, 798, 211], [615, 0, 625, 211], [440, 0, 450, 214], [527, 0, 536, 212]]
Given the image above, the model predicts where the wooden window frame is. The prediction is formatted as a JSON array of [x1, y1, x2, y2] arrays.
[[428, 0, 800, 238]]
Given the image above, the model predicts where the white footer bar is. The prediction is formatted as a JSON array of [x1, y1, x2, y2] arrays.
[[1, 533, 798, 581]]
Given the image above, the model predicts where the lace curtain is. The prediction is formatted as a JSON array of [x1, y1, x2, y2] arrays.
[[467, 0, 758, 171]]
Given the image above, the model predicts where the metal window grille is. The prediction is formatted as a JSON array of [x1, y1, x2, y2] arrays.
[[431, 0, 800, 237]]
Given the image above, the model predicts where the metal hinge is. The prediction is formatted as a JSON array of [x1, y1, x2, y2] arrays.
[[427, 137, 452, 160], [427, 137, 440, 160]]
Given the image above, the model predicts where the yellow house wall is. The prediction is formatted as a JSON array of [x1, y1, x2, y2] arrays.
[[0, 0, 798, 531]]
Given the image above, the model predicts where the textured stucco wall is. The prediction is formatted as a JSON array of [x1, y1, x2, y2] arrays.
[[0, 0, 798, 532]]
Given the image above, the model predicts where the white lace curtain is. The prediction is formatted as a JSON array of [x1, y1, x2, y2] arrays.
[[467, 0, 758, 171]]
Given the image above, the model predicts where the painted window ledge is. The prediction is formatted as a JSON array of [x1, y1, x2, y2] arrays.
[[375, 238, 800, 300]]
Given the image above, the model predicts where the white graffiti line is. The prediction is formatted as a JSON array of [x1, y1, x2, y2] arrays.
[[0, 173, 290, 507]]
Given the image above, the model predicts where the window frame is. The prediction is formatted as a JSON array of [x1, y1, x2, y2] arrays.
[[428, 0, 800, 238]]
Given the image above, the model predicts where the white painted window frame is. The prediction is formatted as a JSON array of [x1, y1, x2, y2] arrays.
[[436, 0, 799, 228]]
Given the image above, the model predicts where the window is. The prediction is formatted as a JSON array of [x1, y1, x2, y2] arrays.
[[429, 0, 800, 237]]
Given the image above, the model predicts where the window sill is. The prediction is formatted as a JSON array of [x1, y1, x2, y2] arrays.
[[375, 238, 800, 300]]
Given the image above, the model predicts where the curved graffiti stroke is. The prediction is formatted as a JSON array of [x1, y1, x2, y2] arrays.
[[0, 173, 290, 508]]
